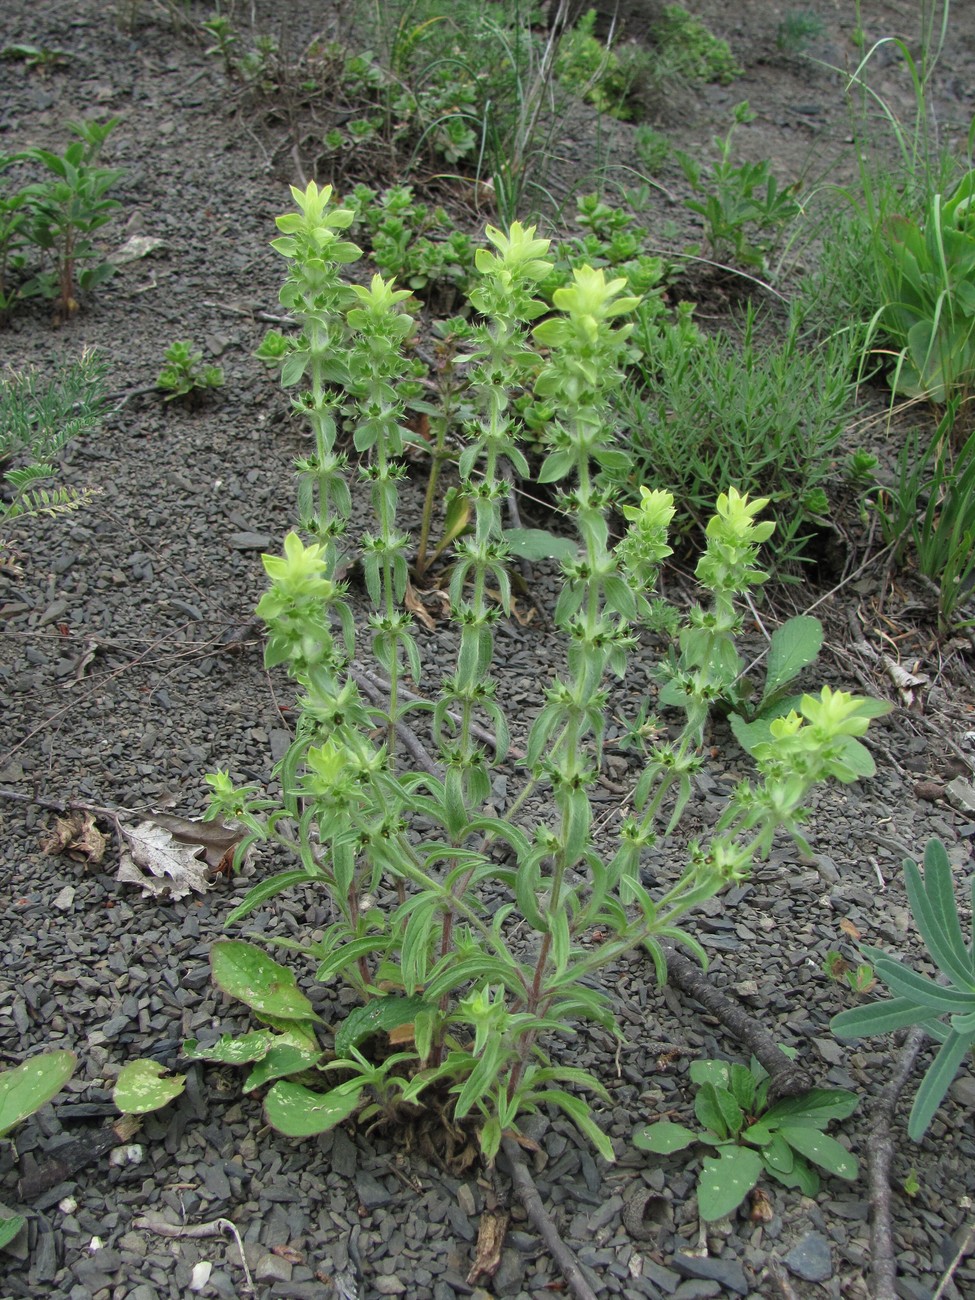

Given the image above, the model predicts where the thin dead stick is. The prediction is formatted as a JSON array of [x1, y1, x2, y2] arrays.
[[0, 788, 131, 820], [661, 942, 809, 1098], [932, 1217, 975, 1300], [501, 1137, 598, 1300], [351, 668, 442, 777], [353, 664, 515, 756], [868, 1024, 927, 1300], [1, 618, 240, 768], [133, 1214, 255, 1295]]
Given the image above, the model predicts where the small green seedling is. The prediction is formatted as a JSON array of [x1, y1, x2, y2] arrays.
[[845, 448, 880, 483], [676, 102, 800, 270], [0, 1050, 77, 1249], [824, 950, 877, 994], [633, 1056, 858, 1220], [156, 340, 225, 402], [2, 43, 71, 71], [201, 15, 238, 77], [776, 11, 826, 54], [22, 117, 122, 317]]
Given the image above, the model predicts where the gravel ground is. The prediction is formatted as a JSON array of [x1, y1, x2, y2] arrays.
[[2, 3, 975, 1299]]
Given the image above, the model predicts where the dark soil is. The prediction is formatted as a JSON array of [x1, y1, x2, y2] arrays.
[[2, 3, 975, 1300]]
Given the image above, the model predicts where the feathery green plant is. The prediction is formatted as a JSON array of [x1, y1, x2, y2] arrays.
[[1, 352, 107, 571], [614, 303, 853, 572]]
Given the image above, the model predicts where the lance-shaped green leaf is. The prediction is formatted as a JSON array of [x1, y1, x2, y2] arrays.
[[832, 996, 937, 1039], [226, 871, 320, 926], [531, 1089, 615, 1163], [862, 953, 975, 1013], [908, 1029, 972, 1140], [759, 615, 823, 709], [502, 527, 578, 562], [757, 1131, 793, 1174], [0, 1216, 26, 1251], [334, 996, 428, 1057], [762, 1088, 858, 1127], [904, 839, 975, 988], [211, 940, 318, 1022]]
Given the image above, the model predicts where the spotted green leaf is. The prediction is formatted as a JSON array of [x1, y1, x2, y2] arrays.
[[264, 1080, 362, 1137], [632, 1120, 698, 1155], [211, 940, 318, 1022], [0, 1050, 77, 1139], [334, 996, 428, 1058], [698, 1145, 764, 1220], [113, 1060, 185, 1115], [780, 1126, 858, 1180]]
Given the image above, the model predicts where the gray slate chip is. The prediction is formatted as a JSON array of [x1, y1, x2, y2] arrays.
[[784, 1230, 833, 1282], [229, 531, 273, 550], [671, 1252, 749, 1296], [356, 1171, 394, 1209]]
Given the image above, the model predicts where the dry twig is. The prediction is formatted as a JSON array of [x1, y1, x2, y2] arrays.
[[867, 1024, 926, 1300], [661, 942, 809, 1097], [501, 1136, 598, 1300], [932, 1217, 975, 1300]]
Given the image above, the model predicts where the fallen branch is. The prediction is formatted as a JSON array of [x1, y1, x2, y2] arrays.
[[350, 668, 442, 777], [868, 1024, 926, 1300], [501, 1136, 598, 1300], [132, 1213, 254, 1294], [661, 942, 808, 1097], [353, 664, 515, 757], [18, 1114, 141, 1201], [0, 787, 127, 821]]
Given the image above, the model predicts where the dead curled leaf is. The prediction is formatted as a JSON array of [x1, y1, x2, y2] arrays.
[[749, 1186, 775, 1224], [146, 811, 244, 868], [115, 814, 243, 899], [40, 812, 107, 865], [271, 1244, 305, 1265], [880, 654, 929, 708]]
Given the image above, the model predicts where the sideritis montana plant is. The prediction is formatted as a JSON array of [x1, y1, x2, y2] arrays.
[[196, 182, 889, 1162]]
